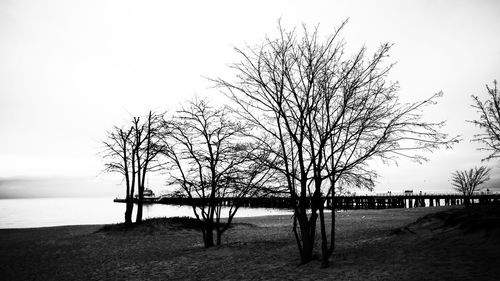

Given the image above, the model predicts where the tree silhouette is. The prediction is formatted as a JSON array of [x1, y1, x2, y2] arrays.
[[163, 98, 275, 247], [216, 20, 457, 266], [102, 111, 166, 225], [132, 111, 167, 224], [451, 166, 491, 206], [102, 126, 136, 226], [470, 80, 500, 160]]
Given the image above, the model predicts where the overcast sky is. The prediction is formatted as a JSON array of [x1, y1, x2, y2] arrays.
[[1, 0, 500, 197]]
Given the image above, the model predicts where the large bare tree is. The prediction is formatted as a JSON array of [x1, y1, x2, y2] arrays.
[[470, 80, 500, 160], [164, 98, 275, 247], [216, 21, 457, 266], [451, 166, 491, 206]]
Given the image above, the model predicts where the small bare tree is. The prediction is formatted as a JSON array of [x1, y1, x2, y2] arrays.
[[102, 111, 166, 225], [470, 80, 500, 160], [132, 111, 167, 224], [102, 126, 136, 226], [164, 98, 275, 247], [451, 166, 491, 206]]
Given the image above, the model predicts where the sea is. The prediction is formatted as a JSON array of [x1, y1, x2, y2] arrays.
[[0, 197, 293, 229]]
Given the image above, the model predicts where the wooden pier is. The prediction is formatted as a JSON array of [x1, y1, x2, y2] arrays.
[[324, 194, 500, 209], [114, 193, 500, 210]]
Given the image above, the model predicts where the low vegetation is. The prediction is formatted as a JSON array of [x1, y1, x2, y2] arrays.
[[395, 205, 500, 235], [96, 216, 255, 234]]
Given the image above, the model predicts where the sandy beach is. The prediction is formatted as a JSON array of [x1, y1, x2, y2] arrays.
[[1, 206, 499, 281]]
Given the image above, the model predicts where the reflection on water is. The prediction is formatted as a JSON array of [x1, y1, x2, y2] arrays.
[[0, 197, 293, 229]]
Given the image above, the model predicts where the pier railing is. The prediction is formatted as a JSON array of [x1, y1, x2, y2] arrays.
[[114, 193, 500, 210]]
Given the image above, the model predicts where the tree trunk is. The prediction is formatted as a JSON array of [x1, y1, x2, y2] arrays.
[[299, 230, 314, 263], [294, 206, 316, 264], [318, 202, 329, 268], [215, 212, 223, 246], [124, 174, 131, 226], [293, 177, 318, 264], [135, 158, 143, 224], [125, 199, 133, 226], [325, 176, 336, 266], [216, 230, 222, 246], [136, 187, 144, 224], [464, 196, 471, 206], [203, 221, 215, 248], [329, 193, 336, 258]]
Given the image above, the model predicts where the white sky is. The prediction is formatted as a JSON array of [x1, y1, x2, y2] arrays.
[[1, 0, 500, 196]]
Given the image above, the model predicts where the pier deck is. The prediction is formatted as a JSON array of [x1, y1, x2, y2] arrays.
[[114, 193, 500, 209]]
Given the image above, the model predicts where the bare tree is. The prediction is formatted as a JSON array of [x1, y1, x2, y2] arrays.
[[102, 111, 166, 225], [216, 21, 457, 266], [470, 80, 500, 160], [102, 126, 136, 226], [132, 111, 167, 224], [451, 166, 491, 206], [164, 98, 275, 247]]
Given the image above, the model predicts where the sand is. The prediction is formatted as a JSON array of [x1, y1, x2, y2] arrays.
[[1, 206, 499, 281]]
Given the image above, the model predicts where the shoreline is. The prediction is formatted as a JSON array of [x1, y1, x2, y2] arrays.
[[0, 206, 450, 231], [0, 197, 294, 229]]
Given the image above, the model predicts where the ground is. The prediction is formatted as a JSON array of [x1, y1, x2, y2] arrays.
[[1, 206, 499, 280]]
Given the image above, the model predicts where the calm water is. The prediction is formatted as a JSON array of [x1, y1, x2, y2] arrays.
[[0, 197, 293, 229]]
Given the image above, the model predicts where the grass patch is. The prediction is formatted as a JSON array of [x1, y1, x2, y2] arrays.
[[96, 216, 256, 234], [96, 216, 201, 234]]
